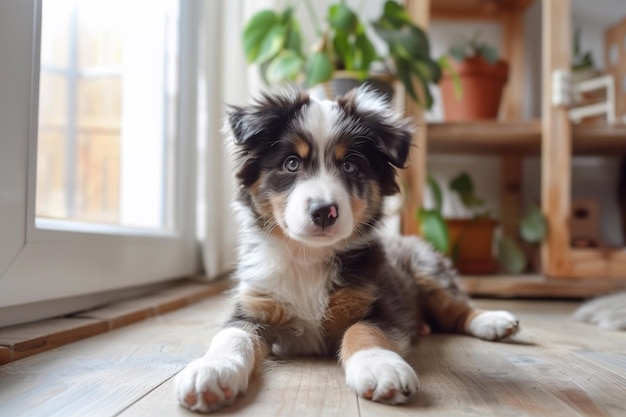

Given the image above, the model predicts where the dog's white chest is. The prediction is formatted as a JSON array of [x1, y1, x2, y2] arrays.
[[283, 259, 331, 322], [237, 238, 334, 324]]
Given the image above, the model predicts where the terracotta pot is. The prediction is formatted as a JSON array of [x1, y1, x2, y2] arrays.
[[447, 218, 498, 275], [440, 56, 509, 121]]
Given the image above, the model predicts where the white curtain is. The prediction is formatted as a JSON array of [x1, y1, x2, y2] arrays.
[[196, 0, 270, 279]]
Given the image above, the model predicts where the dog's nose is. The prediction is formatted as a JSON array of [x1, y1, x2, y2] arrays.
[[309, 202, 338, 228]]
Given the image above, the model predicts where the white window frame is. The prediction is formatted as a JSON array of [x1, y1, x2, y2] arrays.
[[0, 0, 201, 327]]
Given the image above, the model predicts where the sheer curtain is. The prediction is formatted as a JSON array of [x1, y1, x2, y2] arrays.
[[196, 0, 270, 279]]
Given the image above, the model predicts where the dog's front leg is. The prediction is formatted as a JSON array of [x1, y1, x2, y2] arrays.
[[340, 322, 419, 404], [174, 325, 268, 413]]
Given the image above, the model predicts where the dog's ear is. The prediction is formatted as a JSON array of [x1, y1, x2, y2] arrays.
[[227, 89, 310, 146], [337, 87, 414, 168]]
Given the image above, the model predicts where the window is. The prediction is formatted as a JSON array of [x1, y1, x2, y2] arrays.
[[0, 0, 200, 327], [37, 0, 178, 230]]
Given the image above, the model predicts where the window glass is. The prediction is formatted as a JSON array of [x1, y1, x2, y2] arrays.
[[36, 0, 180, 229]]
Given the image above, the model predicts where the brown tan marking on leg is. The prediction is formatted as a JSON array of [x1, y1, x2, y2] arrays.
[[340, 323, 417, 402], [252, 336, 271, 373], [238, 292, 296, 329], [340, 322, 400, 363], [323, 287, 377, 341], [415, 276, 519, 338], [414, 275, 476, 334], [235, 295, 288, 372], [458, 308, 486, 333]]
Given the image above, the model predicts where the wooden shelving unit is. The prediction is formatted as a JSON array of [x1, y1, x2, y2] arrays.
[[427, 121, 626, 155], [427, 120, 541, 154], [459, 274, 626, 298], [403, 0, 626, 297]]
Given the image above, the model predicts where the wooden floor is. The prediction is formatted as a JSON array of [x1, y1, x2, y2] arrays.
[[1, 293, 625, 417]]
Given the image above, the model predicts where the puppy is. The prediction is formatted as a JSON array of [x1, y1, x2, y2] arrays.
[[174, 87, 520, 413]]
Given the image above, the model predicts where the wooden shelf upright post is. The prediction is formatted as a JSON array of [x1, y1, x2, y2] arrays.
[[401, 0, 430, 236], [542, 0, 573, 277]]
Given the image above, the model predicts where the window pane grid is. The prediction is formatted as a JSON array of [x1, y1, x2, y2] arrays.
[[36, 0, 179, 230]]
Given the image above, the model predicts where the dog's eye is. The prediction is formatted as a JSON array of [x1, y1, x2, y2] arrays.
[[342, 160, 357, 174], [284, 156, 301, 172]]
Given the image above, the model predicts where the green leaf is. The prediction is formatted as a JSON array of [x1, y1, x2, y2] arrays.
[[394, 57, 434, 108], [414, 61, 434, 82], [415, 74, 434, 109], [520, 204, 548, 243], [285, 21, 303, 55], [450, 172, 474, 196], [374, 24, 429, 60], [478, 44, 499, 64], [266, 50, 304, 84], [381, 0, 413, 26], [256, 25, 287, 63], [280, 7, 293, 23], [306, 51, 334, 86], [243, 10, 280, 63], [333, 31, 352, 69], [497, 236, 526, 274], [418, 209, 449, 253], [395, 58, 417, 102], [450, 172, 486, 209], [408, 26, 431, 56], [438, 55, 462, 98], [353, 30, 377, 72], [449, 44, 467, 62], [573, 28, 582, 56], [427, 175, 442, 213], [327, 3, 358, 32]]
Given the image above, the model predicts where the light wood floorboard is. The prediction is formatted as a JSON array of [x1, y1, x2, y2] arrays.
[[1, 293, 625, 417]]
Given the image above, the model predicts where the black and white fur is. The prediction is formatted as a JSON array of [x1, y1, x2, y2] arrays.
[[174, 87, 520, 413]]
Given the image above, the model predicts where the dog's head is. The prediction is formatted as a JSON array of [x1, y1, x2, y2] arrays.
[[228, 87, 413, 248]]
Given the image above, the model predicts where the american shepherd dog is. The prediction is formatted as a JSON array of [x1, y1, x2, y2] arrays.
[[174, 87, 520, 413]]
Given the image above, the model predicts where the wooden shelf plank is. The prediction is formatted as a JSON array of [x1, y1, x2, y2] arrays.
[[427, 121, 626, 155], [460, 274, 626, 298], [572, 124, 626, 154], [569, 248, 626, 279], [431, 0, 533, 19], [427, 120, 541, 154]]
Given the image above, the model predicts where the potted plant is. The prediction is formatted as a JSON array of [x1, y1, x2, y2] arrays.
[[418, 172, 498, 274], [572, 28, 598, 82], [242, 0, 446, 108], [439, 33, 509, 120], [418, 172, 547, 274]]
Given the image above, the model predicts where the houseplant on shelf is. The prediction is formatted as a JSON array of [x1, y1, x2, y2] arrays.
[[571, 27, 597, 82], [242, 0, 446, 108], [418, 172, 498, 274], [418, 173, 547, 275], [439, 33, 509, 120]]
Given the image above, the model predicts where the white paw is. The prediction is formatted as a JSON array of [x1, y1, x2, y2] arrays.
[[174, 328, 255, 413], [174, 356, 250, 413], [344, 349, 419, 404], [466, 310, 520, 341]]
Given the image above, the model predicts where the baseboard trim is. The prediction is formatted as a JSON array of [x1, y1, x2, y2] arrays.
[[0, 277, 233, 365]]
